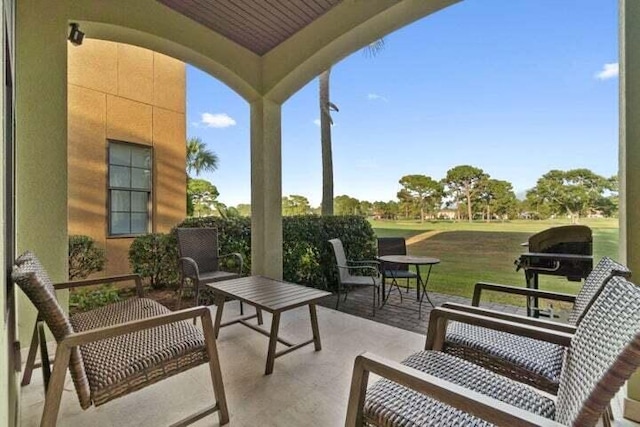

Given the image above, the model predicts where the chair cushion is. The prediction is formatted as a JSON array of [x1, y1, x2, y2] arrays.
[[444, 321, 566, 393], [343, 275, 381, 287], [382, 269, 418, 279], [70, 298, 208, 406], [12, 251, 92, 409], [364, 351, 555, 426]]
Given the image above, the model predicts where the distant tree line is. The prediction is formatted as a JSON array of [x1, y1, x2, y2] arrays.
[[276, 166, 616, 223], [345, 166, 616, 223], [188, 163, 617, 223]]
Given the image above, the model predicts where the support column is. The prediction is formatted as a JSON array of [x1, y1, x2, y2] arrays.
[[15, 2, 68, 344], [620, 0, 640, 421], [250, 98, 282, 279]]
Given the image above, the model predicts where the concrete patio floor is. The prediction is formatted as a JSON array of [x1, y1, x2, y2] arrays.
[[20, 299, 637, 426]]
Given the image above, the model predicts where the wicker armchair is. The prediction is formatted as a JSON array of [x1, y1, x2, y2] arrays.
[[435, 256, 630, 394], [346, 275, 640, 427], [377, 237, 418, 295], [176, 227, 243, 308], [329, 238, 381, 316], [14, 251, 229, 427]]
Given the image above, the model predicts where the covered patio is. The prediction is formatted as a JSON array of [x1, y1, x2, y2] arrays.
[[17, 301, 638, 426], [5, 0, 640, 426]]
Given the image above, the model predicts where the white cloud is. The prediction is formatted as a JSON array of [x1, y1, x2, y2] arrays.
[[313, 119, 321, 127], [200, 112, 237, 128], [595, 63, 619, 80], [367, 93, 388, 102]]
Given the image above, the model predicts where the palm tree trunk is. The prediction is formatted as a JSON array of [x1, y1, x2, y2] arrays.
[[320, 68, 334, 216], [466, 189, 473, 223]]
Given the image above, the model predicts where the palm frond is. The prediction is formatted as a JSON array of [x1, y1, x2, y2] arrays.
[[363, 38, 385, 58]]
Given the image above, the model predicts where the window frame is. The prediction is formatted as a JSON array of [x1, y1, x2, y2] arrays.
[[107, 140, 153, 237]]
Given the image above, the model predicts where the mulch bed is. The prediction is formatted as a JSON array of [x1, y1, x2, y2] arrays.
[[143, 288, 194, 311]]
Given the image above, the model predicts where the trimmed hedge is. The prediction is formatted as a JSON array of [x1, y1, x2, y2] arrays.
[[282, 215, 376, 289], [176, 215, 375, 290], [129, 215, 375, 290]]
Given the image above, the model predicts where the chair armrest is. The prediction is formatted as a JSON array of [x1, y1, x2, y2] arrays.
[[441, 302, 577, 334], [472, 282, 577, 306], [425, 307, 573, 351], [54, 274, 144, 298], [178, 257, 200, 279], [219, 252, 244, 275], [61, 306, 210, 348], [345, 352, 563, 427]]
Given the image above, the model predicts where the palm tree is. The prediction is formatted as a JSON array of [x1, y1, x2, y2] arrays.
[[186, 136, 219, 177], [319, 39, 385, 216], [319, 69, 337, 215]]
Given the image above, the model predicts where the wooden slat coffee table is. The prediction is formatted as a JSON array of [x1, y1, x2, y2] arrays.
[[208, 276, 331, 374]]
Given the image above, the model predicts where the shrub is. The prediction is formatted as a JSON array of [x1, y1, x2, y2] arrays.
[[283, 215, 376, 289], [69, 284, 121, 314], [131, 215, 375, 291], [68, 235, 106, 280], [128, 233, 179, 289], [177, 215, 375, 290]]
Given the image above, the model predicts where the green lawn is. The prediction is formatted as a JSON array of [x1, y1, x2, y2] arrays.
[[371, 218, 619, 308]]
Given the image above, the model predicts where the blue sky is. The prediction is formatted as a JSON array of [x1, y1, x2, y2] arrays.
[[186, 0, 618, 207]]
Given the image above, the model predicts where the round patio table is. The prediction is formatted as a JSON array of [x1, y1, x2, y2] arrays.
[[378, 255, 440, 318]]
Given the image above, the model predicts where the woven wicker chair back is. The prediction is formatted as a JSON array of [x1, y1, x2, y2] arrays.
[[377, 237, 410, 272], [329, 238, 349, 283], [556, 275, 640, 426], [177, 228, 220, 274], [12, 251, 92, 409], [567, 256, 631, 325]]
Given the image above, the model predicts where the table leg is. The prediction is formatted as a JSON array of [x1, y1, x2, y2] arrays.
[[213, 293, 225, 339], [417, 265, 436, 319], [265, 312, 281, 375], [415, 265, 421, 301], [422, 265, 435, 308], [381, 265, 403, 307], [381, 275, 386, 304], [309, 304, 322, 351]]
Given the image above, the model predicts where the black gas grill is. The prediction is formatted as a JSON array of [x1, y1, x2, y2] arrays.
[[515, 225, 593, 317]]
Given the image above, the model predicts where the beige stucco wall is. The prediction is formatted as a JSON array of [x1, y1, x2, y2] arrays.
[[67, 40, 186, 276]]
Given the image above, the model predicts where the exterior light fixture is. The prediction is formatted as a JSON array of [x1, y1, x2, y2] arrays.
[[68, 23, 84, 46]]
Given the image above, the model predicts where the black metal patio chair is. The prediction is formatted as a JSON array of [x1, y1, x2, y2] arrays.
[[377, 237, 418, 296], [176, 227, 243, 309]]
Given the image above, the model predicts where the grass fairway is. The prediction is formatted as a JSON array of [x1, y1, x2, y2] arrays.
[[371, 218, 619, 308]]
